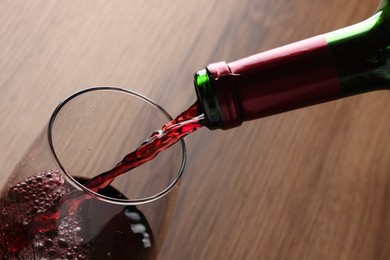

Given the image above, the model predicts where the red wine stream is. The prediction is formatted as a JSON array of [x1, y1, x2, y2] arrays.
[[85, 101, 205, 192]]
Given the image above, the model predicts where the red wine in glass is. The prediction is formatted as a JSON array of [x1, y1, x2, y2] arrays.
[[0, 170, 155, 259]]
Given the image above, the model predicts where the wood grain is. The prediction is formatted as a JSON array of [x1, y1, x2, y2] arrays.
[[0, 0, 389, 259]]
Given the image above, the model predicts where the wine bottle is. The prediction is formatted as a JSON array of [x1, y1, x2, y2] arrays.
[[194, 0, 390, 129]]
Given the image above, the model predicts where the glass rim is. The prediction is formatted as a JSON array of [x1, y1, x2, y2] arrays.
[[47, 86, 186, 205]]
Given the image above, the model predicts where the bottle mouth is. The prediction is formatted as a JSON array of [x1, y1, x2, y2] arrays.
[[194, 67, 242, 130], [47, 86, 187, 205], [194, 69, 225, 129]]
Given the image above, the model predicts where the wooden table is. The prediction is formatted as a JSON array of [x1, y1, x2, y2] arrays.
[[1, 0, 389, 259]]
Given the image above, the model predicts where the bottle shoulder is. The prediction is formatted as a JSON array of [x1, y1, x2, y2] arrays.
[[325, 8, 390, 93]]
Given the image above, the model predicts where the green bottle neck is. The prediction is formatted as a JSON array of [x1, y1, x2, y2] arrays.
[[325, 1, 390, 95]]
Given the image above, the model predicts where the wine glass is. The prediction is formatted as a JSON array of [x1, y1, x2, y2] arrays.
[[0, 87, 186, 259]]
